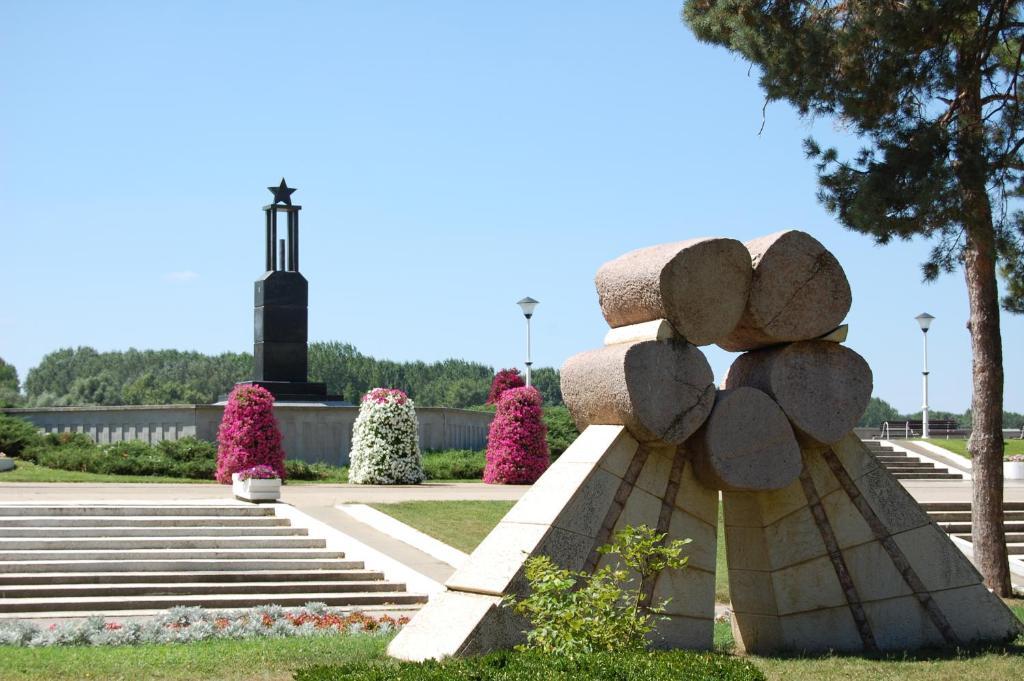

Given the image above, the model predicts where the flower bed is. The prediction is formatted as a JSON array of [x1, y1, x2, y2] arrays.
[[0, 604, 408, 647]]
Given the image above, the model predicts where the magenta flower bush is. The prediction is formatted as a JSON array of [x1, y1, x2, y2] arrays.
[[236, 464, 280, 481], [486, 368, 526, 405], [484, 386, 549, 484], [215, 385, 285, 484]]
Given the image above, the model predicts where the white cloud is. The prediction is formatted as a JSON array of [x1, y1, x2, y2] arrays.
[[164, 270, 200, 283]]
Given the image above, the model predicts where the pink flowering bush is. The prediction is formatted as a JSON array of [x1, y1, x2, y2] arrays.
[[486, 368, 526, 405], [236, 464, 280, 481], [484, 386, 549, 484], [215, 385, 285, 484]]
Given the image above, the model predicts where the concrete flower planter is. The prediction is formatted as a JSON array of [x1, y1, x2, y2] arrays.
[[1004, 461, 1024, 480], [0, 457, 14, 472], [232, 473, 281, 502]]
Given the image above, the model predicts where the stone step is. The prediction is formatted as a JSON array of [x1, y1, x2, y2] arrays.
[[890, 473, 963, 480], [0, 506, 273, 517], [0, 569, 385, 586], [0, 516, 291, 528], [875, 455, 912, 461], [937, 522, 1024, 533], [880, 462, 937, 469], [929, 511, 1024, 522], [0, 548, 343, 563], [0, 591, 428, 614], [0, 558, 365, 574], [921, 502, 1024, 512], [1009, 544, 1024, 555], [0, 537, 326, 551], [954, 533, 1024, 544], [0, 580, 403, 601], [920, 502, 973, 511], [0, 526, 308, 538]]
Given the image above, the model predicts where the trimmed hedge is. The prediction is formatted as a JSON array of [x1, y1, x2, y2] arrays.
[[0, 414, 44, 457], [421, 449, 486, 480], [17, 435, 338, 482], [294, 649, 765, 681]]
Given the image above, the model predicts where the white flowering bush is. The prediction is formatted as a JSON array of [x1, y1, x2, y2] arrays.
[[348, 388, 425, 485], [0, 604, 408, 647]]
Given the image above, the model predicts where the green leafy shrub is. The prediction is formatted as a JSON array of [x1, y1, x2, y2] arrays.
[[9, 429, 353, 482], [421, 449, 486, 480], [284, 459, 346, 481], [543, 405, 579, 457], [157, 437, 217, 462], [507, 525, 691, 655], [0, 414, 43, 457], [295, 649, 765, 681], [20, 431, 96, 463]]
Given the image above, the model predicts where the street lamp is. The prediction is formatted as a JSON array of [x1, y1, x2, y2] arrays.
[[517, 297, 539, 387], [916, 313, 935, 438]]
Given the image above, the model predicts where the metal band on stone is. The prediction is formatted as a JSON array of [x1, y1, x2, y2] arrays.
[[798, 465, 878, 652], [821, 448, 961, 646]]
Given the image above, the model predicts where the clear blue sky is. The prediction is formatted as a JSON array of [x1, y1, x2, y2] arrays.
[[2, 1, 1021, 415]]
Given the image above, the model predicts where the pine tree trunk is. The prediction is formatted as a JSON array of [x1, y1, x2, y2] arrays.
[[964, 231, 1010, 596], [958, 62, 1011, 597]]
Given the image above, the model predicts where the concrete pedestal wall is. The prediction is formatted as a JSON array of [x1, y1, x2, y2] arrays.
[[1, 404, 493, 467]]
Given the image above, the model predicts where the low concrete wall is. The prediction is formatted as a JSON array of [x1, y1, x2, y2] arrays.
[[2, 404, 493, 467]]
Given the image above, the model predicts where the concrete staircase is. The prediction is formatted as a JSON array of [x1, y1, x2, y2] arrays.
[[862, 440, 963, 480], [923, 502, 1024, 554], [0, 504, 428, 616]]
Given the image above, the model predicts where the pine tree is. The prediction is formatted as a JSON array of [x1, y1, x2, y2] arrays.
[[684, 1, 1024, 595]]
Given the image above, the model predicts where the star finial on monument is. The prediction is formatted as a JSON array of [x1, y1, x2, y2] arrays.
[[268, 178, 297, 206]]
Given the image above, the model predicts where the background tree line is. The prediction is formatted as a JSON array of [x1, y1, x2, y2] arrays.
[[0, 344, 564, 409], [857, 396, 1024, 431]]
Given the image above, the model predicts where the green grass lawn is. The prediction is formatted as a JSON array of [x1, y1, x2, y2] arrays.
[[4, 617, 1023, 681], [0, 633, 388, 681], [368, 500, 515, 553], [923, 438, 1024, 459]]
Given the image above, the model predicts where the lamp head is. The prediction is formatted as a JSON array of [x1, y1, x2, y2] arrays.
[[517, 297, 539, 319], [915, 312, 935, 332]]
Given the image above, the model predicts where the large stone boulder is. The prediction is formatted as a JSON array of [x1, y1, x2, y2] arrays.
[[723, 341, 872, 446], [718, 230, 851, 351], [688, 387, 802, 491], [595, 237, 752, 346], [561, 339, 716, 445]]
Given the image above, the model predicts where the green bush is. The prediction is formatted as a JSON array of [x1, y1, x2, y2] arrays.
[[294, 649, 765, 681], [0, 414, 44, 457], [16, 430, 351, 483], [285, 459, 335, 481], [421, 449, 486, 480], [157, 437, 217, 462], [543, 406, 579, 457], [508, 525, 691, 655]]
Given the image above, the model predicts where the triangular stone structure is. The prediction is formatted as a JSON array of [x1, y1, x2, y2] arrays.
[[390, 425, 719, 659], [389, 231, 1021, 661]]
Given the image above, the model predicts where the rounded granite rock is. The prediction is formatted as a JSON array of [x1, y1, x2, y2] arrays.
[[561, 339, 716, 445], [723, 340, 872, 446], [718, 230, 851, 352], [595, 237, 753, 346], [688, 387, 802, 491]]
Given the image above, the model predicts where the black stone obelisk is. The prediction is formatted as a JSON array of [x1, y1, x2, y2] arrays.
[[240, 179, 329, 401]]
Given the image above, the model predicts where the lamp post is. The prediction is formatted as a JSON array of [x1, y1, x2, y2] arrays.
[[517, 297, 539, 387], [916, 313, 935, 439]]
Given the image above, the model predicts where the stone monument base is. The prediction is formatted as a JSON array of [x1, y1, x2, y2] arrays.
[[233, 380, 340, 403]]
